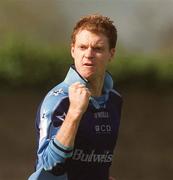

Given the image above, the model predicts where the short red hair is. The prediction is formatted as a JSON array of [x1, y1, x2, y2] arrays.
[[71, 14, 117, 49]]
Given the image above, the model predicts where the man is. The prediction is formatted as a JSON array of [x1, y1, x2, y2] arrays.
[[29, 14, 122, 180]]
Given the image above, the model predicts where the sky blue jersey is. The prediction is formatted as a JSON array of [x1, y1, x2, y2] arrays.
[[28, 65, 122, 180]]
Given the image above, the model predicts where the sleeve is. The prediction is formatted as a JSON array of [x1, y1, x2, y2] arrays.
[[36, 91, 72, 176]]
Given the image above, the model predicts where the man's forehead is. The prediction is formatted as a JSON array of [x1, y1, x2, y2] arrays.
[[75, 30, 108, 44]]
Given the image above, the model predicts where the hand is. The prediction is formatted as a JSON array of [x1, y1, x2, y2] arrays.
[[68, 82, 91, 115]]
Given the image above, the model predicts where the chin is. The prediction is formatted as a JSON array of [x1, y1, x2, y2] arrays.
[[78, 68, 96, 80], [82, 72, 96, 81]]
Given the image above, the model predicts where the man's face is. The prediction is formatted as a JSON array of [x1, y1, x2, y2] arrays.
[[71, 30, 115, 81]]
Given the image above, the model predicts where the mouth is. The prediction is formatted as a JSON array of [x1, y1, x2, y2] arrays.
[[83, 62, 94, 67]]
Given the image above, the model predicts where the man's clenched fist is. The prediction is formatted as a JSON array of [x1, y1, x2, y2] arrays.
[[68, 82, 91, 116]]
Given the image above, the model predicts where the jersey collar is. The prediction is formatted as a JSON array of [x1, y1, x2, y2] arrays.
[[64, 65, 114, 95]]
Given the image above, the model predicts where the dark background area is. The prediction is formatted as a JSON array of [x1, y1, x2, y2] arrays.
[[1, 85, 173, 180]]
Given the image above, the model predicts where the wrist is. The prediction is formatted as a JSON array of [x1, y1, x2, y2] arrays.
[[67, 106, 84, 120]]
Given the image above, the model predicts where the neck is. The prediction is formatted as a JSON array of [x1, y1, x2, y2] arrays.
[[88, 74, 105, 97]]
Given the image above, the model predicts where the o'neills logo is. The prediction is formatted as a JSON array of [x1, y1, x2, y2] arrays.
[[72, 149, 113, 163]]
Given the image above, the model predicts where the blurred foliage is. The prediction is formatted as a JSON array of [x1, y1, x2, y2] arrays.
[[108, 50, 173, 88], [0, 39, 173, 91], [0, 39, 71, 90]]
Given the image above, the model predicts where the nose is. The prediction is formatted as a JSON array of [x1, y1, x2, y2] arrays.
[[85, 47, 94, 59]]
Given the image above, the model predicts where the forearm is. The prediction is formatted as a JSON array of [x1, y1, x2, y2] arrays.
[[37, 107, 82, 174], [56, 82, 90, 148], [55, 107, 83, 147]]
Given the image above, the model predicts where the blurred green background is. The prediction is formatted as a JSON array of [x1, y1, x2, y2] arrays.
[[0, 0, 173, 180]]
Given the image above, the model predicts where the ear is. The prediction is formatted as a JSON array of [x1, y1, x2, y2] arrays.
[[109, 48, 116, 61], [71, 44, 75, 58]]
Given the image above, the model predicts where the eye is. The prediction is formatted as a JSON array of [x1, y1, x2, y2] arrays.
[[79, 45, 87, 50], [93, 47, 103, 52]]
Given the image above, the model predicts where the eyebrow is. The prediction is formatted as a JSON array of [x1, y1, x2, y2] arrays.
[[78, 42, 105, 47]]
